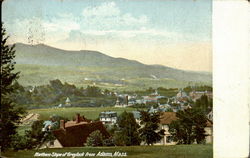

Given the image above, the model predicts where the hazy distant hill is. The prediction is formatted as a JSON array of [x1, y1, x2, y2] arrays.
[[14, 43, 212, 89]]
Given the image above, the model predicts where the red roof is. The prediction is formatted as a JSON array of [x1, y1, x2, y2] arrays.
[[160, 112, 213, 127], [53, 115, 109, 147], [160, 112, 178, 125]]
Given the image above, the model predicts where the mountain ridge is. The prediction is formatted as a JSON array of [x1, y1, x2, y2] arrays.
[[13, 43, 212, 88]]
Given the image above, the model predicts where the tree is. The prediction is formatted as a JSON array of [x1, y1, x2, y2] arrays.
[[14, 120, 44, 150], [115, 111, 141, 146], [139, 111, 165, 145], [85, 85, 103, 97], [168, 108, 207, 144], [11, 119, 56, 150], [0, 26, 26, 151], [194, 95, 212, 114], [86, 130, 104, 147]]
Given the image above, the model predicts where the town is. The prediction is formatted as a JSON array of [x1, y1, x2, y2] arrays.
[[23, 85, 213, 149]]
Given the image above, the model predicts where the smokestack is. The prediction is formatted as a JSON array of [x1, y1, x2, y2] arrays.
[[125, 95, 128, 105], [60, 120, 65, 129], [76, 113, 81, 123]]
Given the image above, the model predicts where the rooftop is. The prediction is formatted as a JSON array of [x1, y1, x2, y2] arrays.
[[53, 114, 109, 147], [160, 112, 178, 125]]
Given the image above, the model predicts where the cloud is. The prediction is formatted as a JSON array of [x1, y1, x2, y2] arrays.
[[81, 2, 149, 30], [83, 2, 120, 17], [58, 27, 185, 46], [43, 13, 80, 32]]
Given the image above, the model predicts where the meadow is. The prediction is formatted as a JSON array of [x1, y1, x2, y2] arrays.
[[28, 107, 139, 121], [2, 144, 212, 158]]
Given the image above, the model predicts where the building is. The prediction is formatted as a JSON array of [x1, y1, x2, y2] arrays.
[[205, 120, 213, 144], [65, 97, 71, 107], [157, 112, 213, 145], [148, 106, 158, 113], [39, 139, 63, 149], [40, 117, 62, 149], [157, 112, 178, 145], [180, 104, 192, 111], [189, 91, 213, 101], [142, 96, 158, 104], [114, 95, 129, 107], [176, 90, 189, 102], [132, 111, 141, 124], [99, 111, 118, 125], [176, 90, 188, 98], [53, 114, 110, 147], [142, 90, 166, 104]]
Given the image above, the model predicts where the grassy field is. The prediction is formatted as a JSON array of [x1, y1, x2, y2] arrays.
[[2, 144, 212, 158], [28, 107, 139, 120]]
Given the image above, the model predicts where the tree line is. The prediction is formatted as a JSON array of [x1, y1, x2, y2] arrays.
[[11, 80, 117, 108]]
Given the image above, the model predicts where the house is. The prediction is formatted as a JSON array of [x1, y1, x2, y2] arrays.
[[205, 120, 213, 144], [180, 104, 192, 111], [142, 96, 158, 104], [148, 106, 158, 113], [176, 90, 188, 98], [39, 139, 63, 149], [128, 96, 137, 105], [189, 91, 213, 101], [132, 111, 141, 124], [176, 90, 189, 102], [157, 112, 213, 145], [99, 111, 118, 125], [142, 90, 166, 104], [114, 95, 129, 107], [65, 97, 71, 107], [157, 112, 178, 145], [53, 114, 110, 147], [39, 118, 62, 149]]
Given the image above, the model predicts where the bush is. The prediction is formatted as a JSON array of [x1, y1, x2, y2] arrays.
[[113, 131, 125, 146], [103, 138, 115, 146], [86, 130, 103, 147], [11, 134, 32, 151]]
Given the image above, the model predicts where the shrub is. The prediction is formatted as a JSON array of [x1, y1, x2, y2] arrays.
[[86, 130, 103, 147]]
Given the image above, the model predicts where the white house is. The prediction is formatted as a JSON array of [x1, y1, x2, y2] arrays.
[[99, 111, 117, 125], [65, 97, 71, 107], [157, 112, 178, 145]]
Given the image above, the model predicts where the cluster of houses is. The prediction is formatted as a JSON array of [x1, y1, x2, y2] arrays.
[[115, 89, 212, 112], [98, 109, 213, 146], [114, 90, 164, 107], [41, 89, 213, 148], [42, 108, 212, 148], [54, 88, 212, 111]]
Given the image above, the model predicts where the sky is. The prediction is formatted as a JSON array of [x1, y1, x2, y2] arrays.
[[2, 0, 212, 72]]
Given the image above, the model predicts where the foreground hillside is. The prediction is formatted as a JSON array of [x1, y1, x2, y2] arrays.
[[2, 144, 212, 158], [14, 43, 212, 90]]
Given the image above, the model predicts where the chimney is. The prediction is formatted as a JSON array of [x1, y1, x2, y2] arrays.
[[125, 95, 128, 105], [60, 120, 65, 129], [76, 113, 81, 123]]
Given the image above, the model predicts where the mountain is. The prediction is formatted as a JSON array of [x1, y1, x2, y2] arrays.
[[13, 43, 212, 89], [14, 43, 143, 68]]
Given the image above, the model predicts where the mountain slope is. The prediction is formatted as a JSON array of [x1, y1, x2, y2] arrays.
[[14, 43, 212, 88]]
